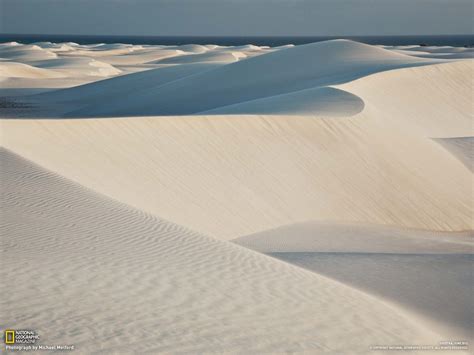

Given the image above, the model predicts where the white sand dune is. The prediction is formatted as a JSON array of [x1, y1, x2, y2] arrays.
[[58, 44, 136, 58], [49, 46, 172, 69], [233, 221, 473, 340], [31, 42, 77, 52], [0, 41, 21, 47], [0, 42, 271, 107], [98, 48, 186, 66], [1, 148, 445, 354], [50, 39, 440, 117], [169, 44, 210, 53], [232, 44, 265, 51], [0, 44, 58, 62], [0, 61, 64, 79], [1, 40, 472, 353], [29, 57, 122, 77], [0, 43, 137, 96]]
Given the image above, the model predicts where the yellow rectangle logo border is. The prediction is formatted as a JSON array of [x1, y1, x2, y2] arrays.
[[5, 330, 15, 344]]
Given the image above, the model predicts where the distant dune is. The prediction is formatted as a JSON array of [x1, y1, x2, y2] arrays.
[[59, 40, 439, 117]]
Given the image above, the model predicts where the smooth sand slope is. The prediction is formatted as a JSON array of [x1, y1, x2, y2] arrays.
[[1, 148, 445, 353], [234, 222, 474, 339]]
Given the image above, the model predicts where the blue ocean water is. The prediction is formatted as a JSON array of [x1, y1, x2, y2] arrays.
[[0, 34, 473, 46]]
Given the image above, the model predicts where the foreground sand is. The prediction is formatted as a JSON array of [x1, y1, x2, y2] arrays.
[[0, 40, 472, 353], [2, 148, 446, 353]]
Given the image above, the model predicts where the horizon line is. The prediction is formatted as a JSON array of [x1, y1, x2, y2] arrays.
[[1, 33, 474, 38]]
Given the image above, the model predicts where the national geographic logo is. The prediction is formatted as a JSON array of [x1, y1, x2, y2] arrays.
[[4, 329, 39, 344], [5, 330, 14, 344], [3, 329, 75, 352]]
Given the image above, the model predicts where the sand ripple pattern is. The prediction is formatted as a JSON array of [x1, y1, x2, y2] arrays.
[[0, 148, 439, 353]]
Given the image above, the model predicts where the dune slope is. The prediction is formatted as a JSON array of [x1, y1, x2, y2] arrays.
[[0, 148, 442, 353], [2, 106, 472, 239]]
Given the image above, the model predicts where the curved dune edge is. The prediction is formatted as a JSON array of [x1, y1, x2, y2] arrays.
[[433, 137, 473, 172], [233, 221, 474, 340], [233, 221, 473, 254], [336, 60, 473, 137], [1, 148, 448, 353], [197, 86, 365, 117]]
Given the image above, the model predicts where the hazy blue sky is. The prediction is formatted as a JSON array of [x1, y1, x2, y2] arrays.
[[1, 0, 473, 36]]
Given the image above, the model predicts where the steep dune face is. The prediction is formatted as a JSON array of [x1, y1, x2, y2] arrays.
[[233, 221, 474, 339], [1, 148, 440, 353], [47, 39, 438, 117]]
